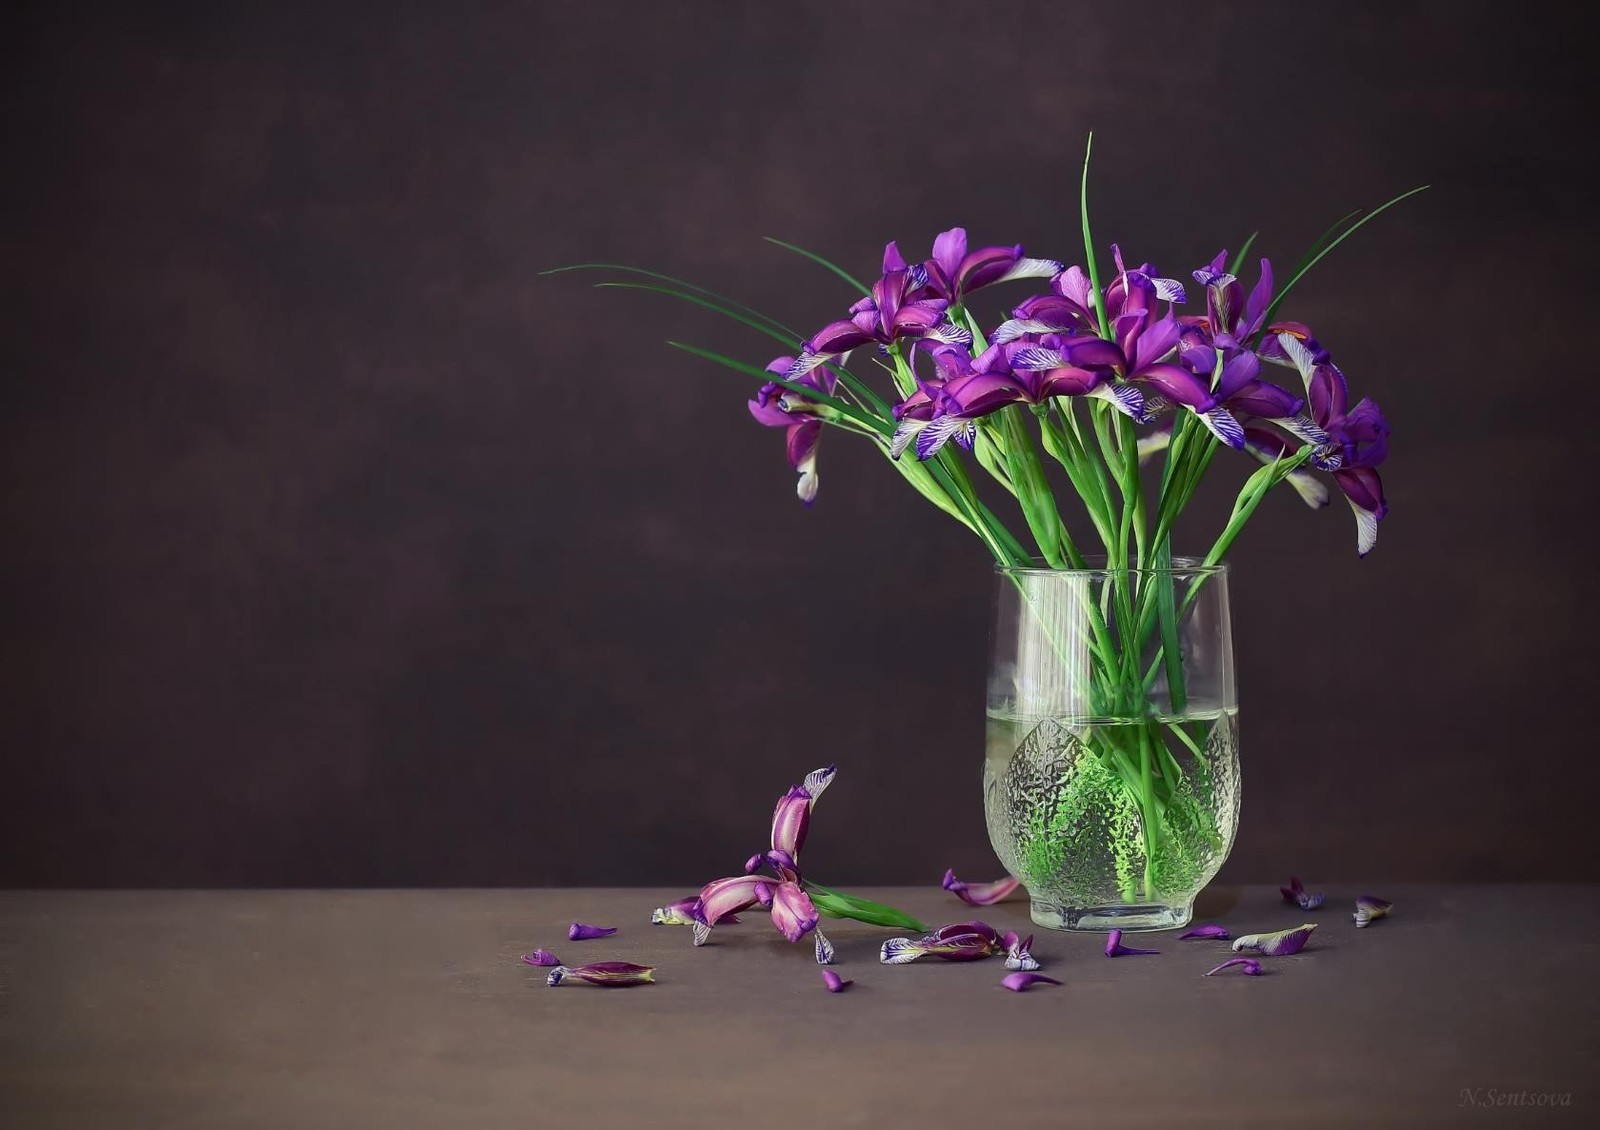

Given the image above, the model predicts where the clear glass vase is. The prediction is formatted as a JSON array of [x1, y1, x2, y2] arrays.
[[984, 560, 1240, 932]]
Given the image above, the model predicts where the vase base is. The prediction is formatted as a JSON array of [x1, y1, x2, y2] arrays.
[[1029, 899, 1192, 933]]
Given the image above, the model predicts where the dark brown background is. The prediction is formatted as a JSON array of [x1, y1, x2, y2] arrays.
[[3, 1, 1594, 888]]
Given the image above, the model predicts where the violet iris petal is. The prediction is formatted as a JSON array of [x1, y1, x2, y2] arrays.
[[814, 929, 835, 965], [941, 869, 1021, 906], [770, 880, 820, 944], [748, 355, 834, 506], [699, 875, 772, 926], [1001, 972, 1063, 992], [568, 923, 618, 941], [879, 934, 995, 964], [1243, 426, 1330, 509], [1003, 932, 1040, 972], [1177, 925, 1231, 941], [1354, 895, 1393, 928], [820, 969, 852, 992], [933, 920, 1003, 951], [1232, 923, 1318, 956], [521, 948, 562, 967], [651, 896, 716, 927], [1204, 957, 1263, 977], [1280, 877, 1326, 911], [546, 962, 656, 988], [1104, 929, 1159, 957]]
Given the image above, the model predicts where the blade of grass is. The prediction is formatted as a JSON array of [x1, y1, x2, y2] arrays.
[[763, 237, 870, 295], [543, 263, 800, 339]]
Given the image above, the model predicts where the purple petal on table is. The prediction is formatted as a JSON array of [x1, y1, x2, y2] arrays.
[[521, 948, 562, 967], [692, 921, 712, 947], [814, 928, 835, 965], [879, 934, 994, 964], [1104, 929, 1159, 957], [651, 896, 706, 926], [1204, 957, 1263, 977], [1001, 972, 1063, 992], [1004, 932, 1040, 972], [699, 875, 770, 925], [548, 961, 656, 988], [821, 969, 853, 993], [1232, 923, 1317, 956], [941, 868, 1021, 906], [1281, 876, 1305, 904], [1177, 924, 1231, 940], [1354, 895, 1393, 928], [568, 923, 619, 941], [933, 920, 1002, 949], [770, 880, 819, 944]]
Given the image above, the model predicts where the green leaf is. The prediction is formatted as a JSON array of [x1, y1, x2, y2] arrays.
[[763, 237, 870, 295], [595, 281, 796, 349], [803, 882, 927, 932], [1079, 132, 1112, 341], [542, 262, 800, 339], [1254, 185, 1430, 339], [1227, 232, 1259, 278]]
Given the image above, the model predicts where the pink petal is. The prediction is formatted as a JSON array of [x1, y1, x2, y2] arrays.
[[521, 948, 561, 967], [941, 868, 1021, 906], [1001, 972, 1063, 992], [769, 880, 819, 943]]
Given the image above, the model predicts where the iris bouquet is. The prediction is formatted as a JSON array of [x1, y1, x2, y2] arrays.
[[559, 139, 1419, 930]]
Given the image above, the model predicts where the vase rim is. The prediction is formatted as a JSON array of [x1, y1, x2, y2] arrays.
[[993, 555, 1228, 578]]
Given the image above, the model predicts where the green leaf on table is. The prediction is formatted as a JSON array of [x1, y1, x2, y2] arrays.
[[803, 882, 927, 932]]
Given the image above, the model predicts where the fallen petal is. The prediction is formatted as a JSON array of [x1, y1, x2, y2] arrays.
[[879, 934, 996, 964], [547, 961, 656, 988], [692, 921, 712, 947], [814, 929, 835, 965], [1204, 957, 1263, 977], [1232, 923, 1318, 956], [821, 969, 852, 992], [521, 948, 562, 967], [1354, 895, 1393, 928], [1001, 972, 1063, 992], [1104, 929, 1159, 957], [568, 923, 619, 941], [942, 868, 1021, 906], [932, 920, 1003, 950], [1280, 876, 1305, 904], [1281, 876, 1325, 911], [651, 897, 715, 927], [1004, 932, 1040, 972], [1177, 925, 1230, 941]]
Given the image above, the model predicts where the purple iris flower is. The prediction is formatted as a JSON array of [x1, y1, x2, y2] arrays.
[[1190, 250, 1275, 351], [1276, 333, 1391, 555], [990, 265, 1100, 344], [920, 226, 1062, 305], [788, 243, 970, 379], [748, 355, 835, 506], [695, 766, 836, 946]]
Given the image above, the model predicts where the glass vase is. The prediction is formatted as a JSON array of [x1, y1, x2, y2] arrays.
[[984, 560, 1240, 932]]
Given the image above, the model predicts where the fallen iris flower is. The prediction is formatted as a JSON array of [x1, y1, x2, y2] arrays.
[[1280, 876, 1326, 911], [1354, 895, 1393, 928], [1003, 930, 1040, 972], [1204, 957, 1263, 977], [1104, 929, 1159, 957], [941, 869, 1021, 907], [568, 923, 619, 941], [545, 962, 656, 988], [821, 969, 852, 993], [1232, 923, 1317, 956], [1177, 924, 1230, 941], [881, 921, 1003, 965], [521, 948, 562, 967], [1002, 972, 1063, 992]]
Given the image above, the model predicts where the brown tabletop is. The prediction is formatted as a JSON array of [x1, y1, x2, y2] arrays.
[[0, 885, 1592, 1128]]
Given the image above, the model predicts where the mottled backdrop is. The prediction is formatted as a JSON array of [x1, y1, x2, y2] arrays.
[[3, 1, 1593, 887]]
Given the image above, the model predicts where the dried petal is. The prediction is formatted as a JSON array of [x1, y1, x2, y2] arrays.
[[879, 933, 996, 964], [941, 868, 1021, 906], [814, 928, 835, 965], [651, 897, 723, 927], [1204, 957, 1263, 977], [1001, 972, 1063, 992], [1177, 925, 1230, 941], [1104, 929, 1159, 957], [568, 922, 619, 941], [692, 921, 712, 947], [820, 969, 852, 993], [1003, 932, 1040, 972], [932, 920, 1003, 950], [521, 948, 562, 967], [1280, 876, 1326, 911], [546, 961, 655, 988], [1232, 923, 1317, 956], [1354, 895, 1392, 928]]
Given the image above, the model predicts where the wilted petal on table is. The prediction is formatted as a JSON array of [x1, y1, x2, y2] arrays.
[[1232, 923, 1317, 956], [568, 923, 619, 941], [1001, 972, 1063, 992], [1177, 925, 1230, 941], [821, 969, 853, 993], [814, 929, 835, 965], [1204, 958, 1263, 977], [547, 962, 656, 988], [651, 897, 712, 927], [933, 921, 1002, 950], [880, 933, 995, 964], [1280, 877, 1326, 911], [521, 948, 562, 967], [770, 881, 819, 943], [1354, 895, 1393, 928], [1104, 929, 1159, 957], [941, 869, 1021, 906], [1004, 932, 1040, 972]]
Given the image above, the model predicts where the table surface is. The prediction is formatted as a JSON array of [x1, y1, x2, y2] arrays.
[[1, 885, 1593, 1128]]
